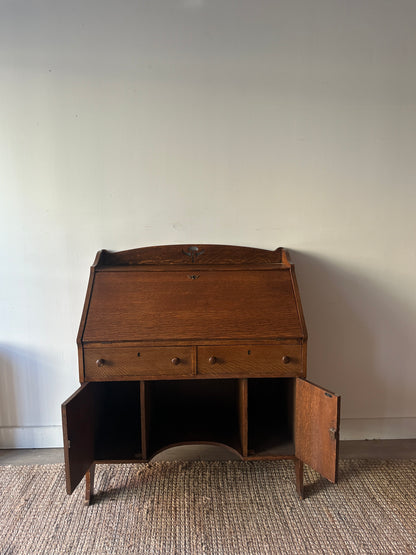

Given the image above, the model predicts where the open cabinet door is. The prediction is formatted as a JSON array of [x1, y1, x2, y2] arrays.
[[295, 378, 340, 483], [62, 383, 97, 494]]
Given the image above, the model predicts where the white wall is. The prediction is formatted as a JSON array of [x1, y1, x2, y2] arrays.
[[1, 0, 415, 447]]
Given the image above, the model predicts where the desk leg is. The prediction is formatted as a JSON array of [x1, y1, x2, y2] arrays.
[[295, 459, 304, 499], [85, 463, 96, 506]]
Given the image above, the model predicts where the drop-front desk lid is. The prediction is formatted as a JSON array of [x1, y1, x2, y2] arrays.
[[79, 245, 307, 344]]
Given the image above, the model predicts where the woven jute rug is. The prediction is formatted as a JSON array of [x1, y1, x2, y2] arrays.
[[0, 460, 415, 554]]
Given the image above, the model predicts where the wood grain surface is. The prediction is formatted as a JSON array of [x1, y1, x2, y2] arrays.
[[82, 269, 303, 342], [99, 244, 284, 266], [197, 345, 303, 376], [295, 378, 340, 483], [84, 346, 195, 380]]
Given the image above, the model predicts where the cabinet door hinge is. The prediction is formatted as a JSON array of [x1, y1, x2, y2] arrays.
[[329, 428, 338, 441]]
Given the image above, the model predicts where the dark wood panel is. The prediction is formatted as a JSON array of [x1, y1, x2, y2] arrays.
[[62, 384, 96, 494], [140, 381, 150, 460], [239, 379, 248, 457], [295, 379, 340, 483], [198, 345, 303, 376], [82, 269, 303, 342], [99, 244, 284, 266]]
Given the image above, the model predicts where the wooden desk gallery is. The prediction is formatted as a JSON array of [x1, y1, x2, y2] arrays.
[[62, 245, 340, 505]]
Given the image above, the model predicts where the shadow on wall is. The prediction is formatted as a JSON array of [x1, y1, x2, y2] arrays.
[[0, 345, 43, 447], [291, 251, 415, 423]]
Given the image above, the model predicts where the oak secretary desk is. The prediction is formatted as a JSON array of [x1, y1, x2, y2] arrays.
[[62, 244, 340, 505]]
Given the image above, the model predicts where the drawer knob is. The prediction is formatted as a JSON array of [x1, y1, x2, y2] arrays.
[[282, 356, 291, 364], [171, 357, 181, 365], [209, 356, 217, 365], [96, 359, 105, 367]]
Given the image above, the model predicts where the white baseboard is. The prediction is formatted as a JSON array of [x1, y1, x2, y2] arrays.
[[0, 426, 63, 449], [0, 418, 415, 449], [340, 418, 416, 440]]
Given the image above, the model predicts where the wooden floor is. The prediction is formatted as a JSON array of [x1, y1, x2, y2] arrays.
[[0, 439, 415, 466], [340, 439, 416, 459]]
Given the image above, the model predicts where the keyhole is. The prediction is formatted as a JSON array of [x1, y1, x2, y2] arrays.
[[137, 352, 141, 357], [248, 350, 251, 355]]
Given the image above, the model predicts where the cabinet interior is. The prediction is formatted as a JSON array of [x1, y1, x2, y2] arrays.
[[147, 379, 241, 456], [94, 381, 142, 461], [92, 377, 296, 462], [247, 378, 295, 457]]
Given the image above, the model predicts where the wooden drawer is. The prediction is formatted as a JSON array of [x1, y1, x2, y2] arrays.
[[197, 345, 303, 377], [84, 346, 194, 380]]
